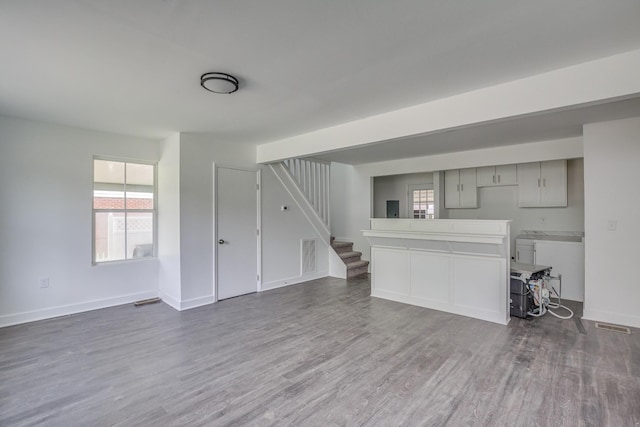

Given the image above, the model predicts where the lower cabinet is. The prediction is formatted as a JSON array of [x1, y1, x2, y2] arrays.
[[371, 246, 508, 325], [515, 239, 534, 264]]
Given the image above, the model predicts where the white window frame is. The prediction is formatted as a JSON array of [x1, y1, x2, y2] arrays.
[[92, 156, 158, 265], [408, 183, 435, 219]]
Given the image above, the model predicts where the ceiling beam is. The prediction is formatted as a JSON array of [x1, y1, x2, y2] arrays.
[[257, 49, 640, 164]]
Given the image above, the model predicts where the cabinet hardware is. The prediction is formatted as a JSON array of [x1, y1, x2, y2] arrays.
[[498, 174, 501, 183], [493, 175, 496, 183], [461, 184, 464, 191], [537, 178, 540, 187], [543, 178, 546, 187], [457, 184, 460, 191]]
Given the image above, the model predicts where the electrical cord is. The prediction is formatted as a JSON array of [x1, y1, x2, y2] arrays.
[[546, 286, 574, 319]]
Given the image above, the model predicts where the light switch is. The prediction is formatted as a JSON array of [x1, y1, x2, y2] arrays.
[[607, 220, 617, 231]]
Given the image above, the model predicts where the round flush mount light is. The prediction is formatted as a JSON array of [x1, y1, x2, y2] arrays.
[[200, 72, 239, 94]]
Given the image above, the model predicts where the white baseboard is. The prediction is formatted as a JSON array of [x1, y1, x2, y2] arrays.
[[159, 292, 214, 311], [159, 291, 181, 310], [261, 271, 329, 292], [582, 308, 640, 329], [0, 290, 158, 328], [180, 295, 214, 310]]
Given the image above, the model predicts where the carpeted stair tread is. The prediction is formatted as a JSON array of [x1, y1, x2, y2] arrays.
[[338, 251, 362, 259], [331, 241, 352, 248], [331, 237, 369, 278], [346, 260, 369, 268]]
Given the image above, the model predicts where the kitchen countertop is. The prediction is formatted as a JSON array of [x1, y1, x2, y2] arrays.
[[515, 234, 583, 243]]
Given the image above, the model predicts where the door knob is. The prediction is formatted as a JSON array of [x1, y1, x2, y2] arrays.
[[218, 239, 225, 244]]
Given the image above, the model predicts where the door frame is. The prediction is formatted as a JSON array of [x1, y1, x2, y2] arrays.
[[212, 163, 262, 302]]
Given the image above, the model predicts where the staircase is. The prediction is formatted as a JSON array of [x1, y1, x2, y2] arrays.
[[331, 237, 369, 279], [273, 158, 369, 280]]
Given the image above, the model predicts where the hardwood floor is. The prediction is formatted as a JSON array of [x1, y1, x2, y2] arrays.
[[1, 276, 639, 426]]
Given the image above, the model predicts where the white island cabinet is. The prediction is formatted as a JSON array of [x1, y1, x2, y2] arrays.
[[363, 219, 511, 325]]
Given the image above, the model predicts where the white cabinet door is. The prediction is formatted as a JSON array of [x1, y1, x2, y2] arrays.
[[495, 164, 517, 185], [477, 165, 516, 187], [540, 160, 567, 207], [476, 166, 496, 187], [515, 240, 535, 264], [444, 169, 461, 209], [517, 161, 567, 207], [459, 168, 477, 208], [517, 162, 541, 207]]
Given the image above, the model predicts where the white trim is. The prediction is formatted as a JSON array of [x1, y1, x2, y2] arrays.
[[257, 169, 262, 291], [92, 157, 158, 265], [0, 290, 158, 328], [269, 162, 330, 242], [159, 292, 214, 311], [582, 309, 640, 330], [261, 271, 329, 292], [213, 163, 261, 302], [212, 162, 217, 301], [159, 291, 181, 311], [180, 295, 215, 311]]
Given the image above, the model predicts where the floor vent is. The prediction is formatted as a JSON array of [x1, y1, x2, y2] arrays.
[[595, 323, 631, 334], [134, 297, 161, 307], [301, 239, 317, 274]]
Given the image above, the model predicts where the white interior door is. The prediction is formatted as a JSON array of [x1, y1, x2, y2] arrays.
[[216, 166, 258, 300]]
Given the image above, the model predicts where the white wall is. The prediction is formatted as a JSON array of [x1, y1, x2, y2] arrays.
[[157, 133, 182, 308], [332, 137, 584, 264], [261, 167, 329, 289], [178, 134, 257, 306], [583, 117, 640, 328], [329, 162, 355, 241], [177, 134, 330, 305], [0, 116, 160, 327], [448, 159, 584, 257], [373, 172, 433, 219], [0, 122, 336, 325]]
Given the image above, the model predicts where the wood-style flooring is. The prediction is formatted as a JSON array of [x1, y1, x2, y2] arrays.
[[1, 276, 639, 426]]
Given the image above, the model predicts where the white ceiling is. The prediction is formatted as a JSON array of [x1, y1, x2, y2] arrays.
[[2, 1, 640, 162]]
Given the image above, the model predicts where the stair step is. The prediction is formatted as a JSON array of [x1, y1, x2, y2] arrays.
[[346, 260, 369, 279], [339, 251, 362, 259], [346, 260, 369, 268], [331, 241, 353, 254]]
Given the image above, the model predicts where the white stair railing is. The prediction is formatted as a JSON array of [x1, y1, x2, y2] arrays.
[[283, 158, 330, 228]]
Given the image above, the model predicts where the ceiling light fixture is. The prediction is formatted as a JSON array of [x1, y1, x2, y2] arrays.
[[200, 72, 239, 94]]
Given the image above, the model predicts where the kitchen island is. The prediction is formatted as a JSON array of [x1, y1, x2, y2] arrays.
[[363, 219, 511, 325]]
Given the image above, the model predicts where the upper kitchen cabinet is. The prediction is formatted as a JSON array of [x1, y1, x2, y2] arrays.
[[445, 168, 478, 208], [517, 160, 567, 207], [477, 164, 517, 187]]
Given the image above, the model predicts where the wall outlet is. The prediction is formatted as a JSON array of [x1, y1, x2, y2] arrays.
[[607, 220, 617, 231], [39, 277, 50, 288]]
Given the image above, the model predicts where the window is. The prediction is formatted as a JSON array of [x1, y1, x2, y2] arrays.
[[409, 184, 434, 219], [93, 159, 156, 263]]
